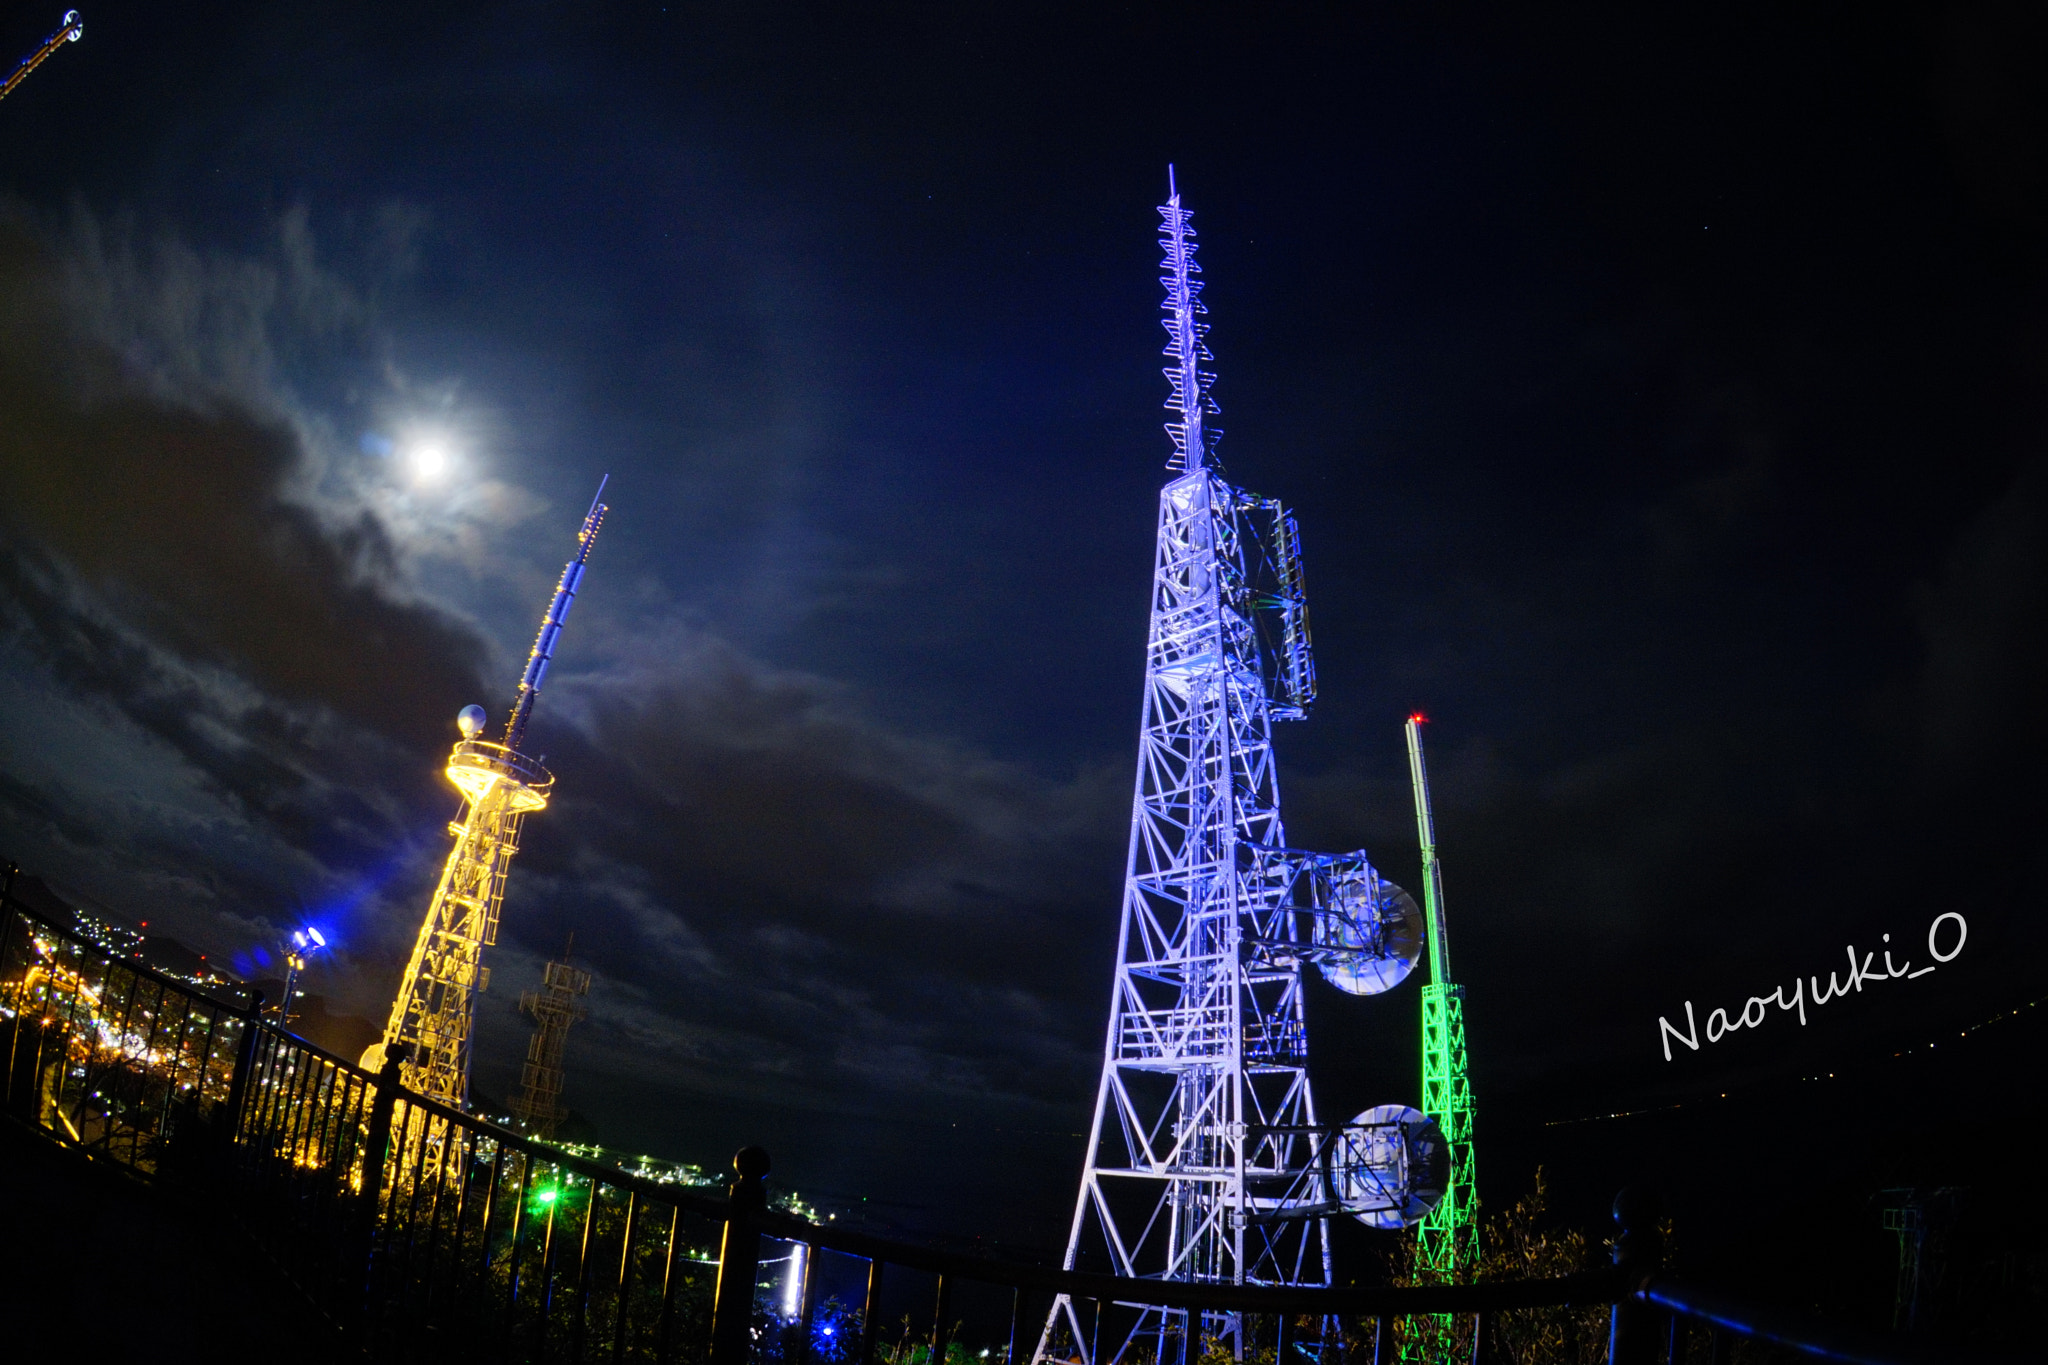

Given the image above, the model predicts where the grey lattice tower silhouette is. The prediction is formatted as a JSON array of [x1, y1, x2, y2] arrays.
[[509, 938, 592, 1139]]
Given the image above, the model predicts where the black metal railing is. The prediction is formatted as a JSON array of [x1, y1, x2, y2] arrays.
[[0, 880, 734, 1363], [0, 870, 1955, 1365], [0, 887, 250, 1170], [234, 1043, 735, 1364], [1619, 1278, 1949, 1365]]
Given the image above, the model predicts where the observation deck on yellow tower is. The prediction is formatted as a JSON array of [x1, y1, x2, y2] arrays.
[[445, 740, 553, 812]]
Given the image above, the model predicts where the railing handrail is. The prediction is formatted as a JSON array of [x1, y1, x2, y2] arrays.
[[450, 738, 552, 788], [1638, 1278, 1954, 1365], [373, 1063, 1622, 1314], [0, 880, 1622, 1317], [339, 1048, 738, 1221], [0, 888, 723, 1207], [340, 1047, 1625, 1317], [1, 890, 254, 1017], [753, 1202, 1620, 1314]]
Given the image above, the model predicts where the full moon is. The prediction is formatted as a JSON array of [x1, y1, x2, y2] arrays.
[[406, 439, 451, 483]]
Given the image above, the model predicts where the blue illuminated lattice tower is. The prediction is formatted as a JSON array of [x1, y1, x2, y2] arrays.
[[1406, 717, 1477, 1281], [1039, 172, 1335, 1365]]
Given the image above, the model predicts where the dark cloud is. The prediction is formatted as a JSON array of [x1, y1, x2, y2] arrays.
[[0, 216, 489, 750], [0, 205, 1127, 1192], [1908, 458, 2048, 769], [0, 204, 520, 989], [490, 637, 1126, 1124]]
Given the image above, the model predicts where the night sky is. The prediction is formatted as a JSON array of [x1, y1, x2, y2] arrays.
[[2, 1, 2045, 1281]]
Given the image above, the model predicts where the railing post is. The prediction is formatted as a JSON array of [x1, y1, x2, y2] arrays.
[[355, 1051, 406, 1340], [614, 1189, 641, 1364], [798, 1241, 819, 1365], [932, 1273, 953, 1361], [220, 990, 265, 1152], [711, 1146, 771, 1365], [1606, 1187, 1662, 1365], [0, 866, 22, 1116], [860, 1256, 884, 1365]]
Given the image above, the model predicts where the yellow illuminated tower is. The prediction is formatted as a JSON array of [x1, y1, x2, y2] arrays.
[[365, 482, 608, 1107]]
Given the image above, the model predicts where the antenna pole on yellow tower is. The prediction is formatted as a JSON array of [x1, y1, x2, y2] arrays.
[[1, 12, 83, 105]]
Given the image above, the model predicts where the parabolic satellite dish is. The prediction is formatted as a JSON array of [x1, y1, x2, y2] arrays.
[[1314, 875, 1423, 996], [1330, 1104, 1448, 1230]]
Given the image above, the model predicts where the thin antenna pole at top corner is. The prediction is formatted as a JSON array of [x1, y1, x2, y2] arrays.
[[587, 473, 610, 518], [1168, 163, 1177, 201], [1405, 714, 1450, 984]]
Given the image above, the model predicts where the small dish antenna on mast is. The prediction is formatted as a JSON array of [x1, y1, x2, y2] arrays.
[[1330, 1104, 1450, 1229], [1315, 870, 1424, 996]]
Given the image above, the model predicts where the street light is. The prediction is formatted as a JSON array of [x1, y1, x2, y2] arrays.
[[279, 927, 327, 1029]]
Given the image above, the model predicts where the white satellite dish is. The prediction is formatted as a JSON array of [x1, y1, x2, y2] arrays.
[[1315, 873, 1424, 996], [1330, 1104, 1449, 1229]]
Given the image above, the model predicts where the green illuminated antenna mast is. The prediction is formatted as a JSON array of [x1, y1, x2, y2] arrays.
[[1406, 714, 1477, 1278]]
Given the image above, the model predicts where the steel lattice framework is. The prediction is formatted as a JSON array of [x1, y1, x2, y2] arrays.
[[1040, 174, 1340, 1365], [1407, 717, 1478, 1280], [508, 941, 592, 1139], [367, 485, 607, 1107]]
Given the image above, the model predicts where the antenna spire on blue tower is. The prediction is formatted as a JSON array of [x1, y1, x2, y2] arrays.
[[504, 477, 609, 752], [1159, 166, 1218, 470]]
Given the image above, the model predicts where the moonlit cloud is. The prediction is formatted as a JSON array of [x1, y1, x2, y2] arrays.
[[0, 202, 1120, 1181]]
